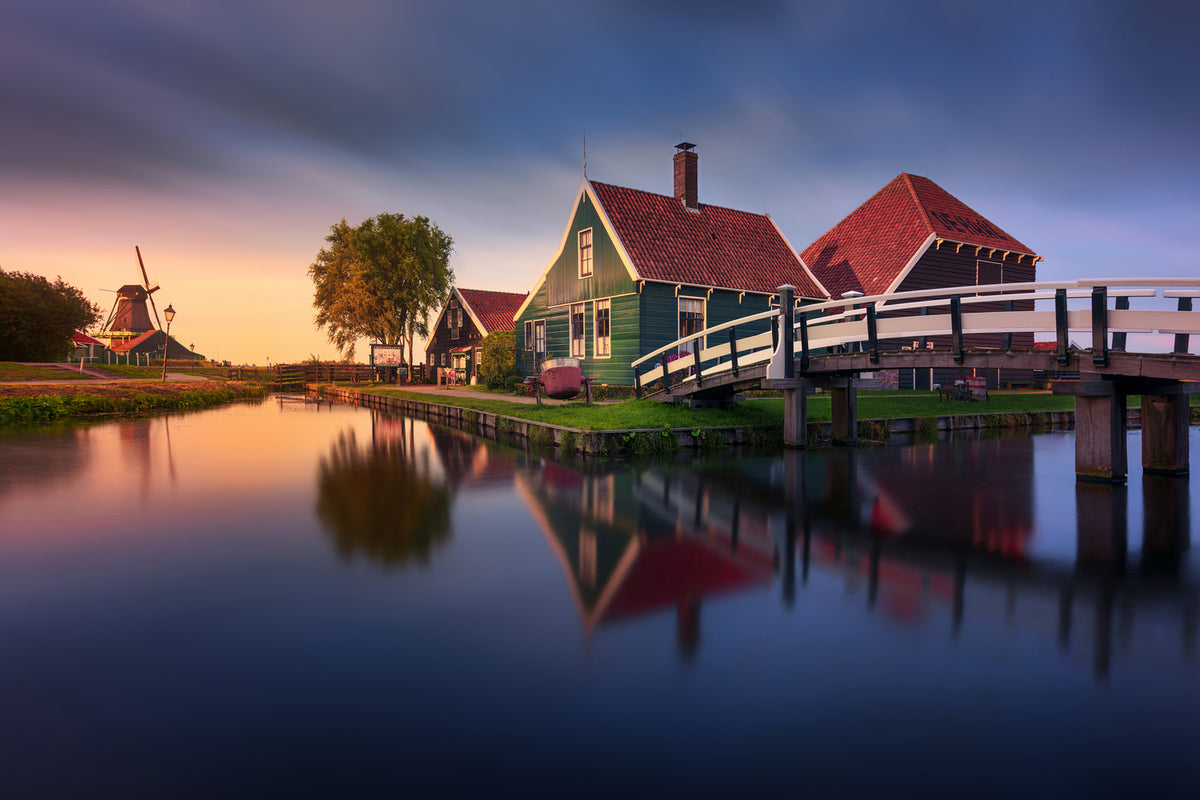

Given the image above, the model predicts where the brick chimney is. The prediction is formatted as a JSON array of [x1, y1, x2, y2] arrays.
[[673, 141, 698, 209]]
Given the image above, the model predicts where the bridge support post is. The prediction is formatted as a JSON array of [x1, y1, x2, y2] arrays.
[[829, 376, 858, 446], [784, 382, 807, 448], [1057, 378, 1196, 482], [1054, 380, 1127, 482], [763, 376, 807, 448], [1141, 391, 1190, 475], [1075, 390, 1128, 483]]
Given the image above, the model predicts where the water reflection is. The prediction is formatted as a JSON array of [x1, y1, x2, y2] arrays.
[[315, 411, 524, 567], [316, 420, 452, 567], [4, 400, 1199, 796], [509, 432, 1196, 679], [518, 463, 775, 660], [0, 425, 91, 499]]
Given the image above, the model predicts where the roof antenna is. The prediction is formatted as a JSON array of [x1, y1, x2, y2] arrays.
[[582, 130, 587, 178]]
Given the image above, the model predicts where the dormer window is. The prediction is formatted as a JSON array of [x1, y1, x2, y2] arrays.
[[578, 228, 593, 278]]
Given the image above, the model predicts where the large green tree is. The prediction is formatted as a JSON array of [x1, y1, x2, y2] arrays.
[[309, 213, 453, 362], [0, 268, 101, 361]]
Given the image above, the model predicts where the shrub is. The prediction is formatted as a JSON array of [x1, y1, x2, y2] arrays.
[[480, 331, 521, 389]]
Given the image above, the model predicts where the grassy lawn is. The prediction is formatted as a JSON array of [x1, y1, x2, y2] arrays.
[[359, 387, 1083, 430], [0, 362, 93, 381], [368, 390, 780, 430], [85, 364, 165, 379]]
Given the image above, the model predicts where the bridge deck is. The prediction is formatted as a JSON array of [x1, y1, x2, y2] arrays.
[[648, 348, 1200, 402]]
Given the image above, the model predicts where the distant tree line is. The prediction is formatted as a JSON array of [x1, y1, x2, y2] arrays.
[[0, 268, 100, 361]]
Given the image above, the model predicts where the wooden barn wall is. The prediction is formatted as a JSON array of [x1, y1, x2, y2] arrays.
[[889, 244, 1037, 388]]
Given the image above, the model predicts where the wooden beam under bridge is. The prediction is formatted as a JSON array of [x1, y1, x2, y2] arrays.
[[1053, 376, 1200, 482]]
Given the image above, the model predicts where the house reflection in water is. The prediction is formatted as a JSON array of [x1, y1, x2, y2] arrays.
[[517, 462, 776, 661], [515, 432, 1194, 680]]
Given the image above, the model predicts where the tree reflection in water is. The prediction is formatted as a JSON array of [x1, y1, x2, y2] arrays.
[[316, 430, 451, 567]]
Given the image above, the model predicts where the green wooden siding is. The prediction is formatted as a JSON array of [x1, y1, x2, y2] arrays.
[[638, 283, 775, 363], [545, 192, 637, 307], [516, 293, 640, 383], [516, 189, 640, 383]]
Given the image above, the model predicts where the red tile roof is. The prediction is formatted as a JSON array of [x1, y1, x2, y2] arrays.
[[108, 329, 158, 352], [590, 180, 825, 298], [72, 331, 103, 346], [801, 174, 1038, 298], [457, 288, 527, 334]]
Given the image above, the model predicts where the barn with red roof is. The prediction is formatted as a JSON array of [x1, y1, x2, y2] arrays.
[[425, 287, 527, 384], [514, 143, 827, 384], [801, 173, 1042, 389]]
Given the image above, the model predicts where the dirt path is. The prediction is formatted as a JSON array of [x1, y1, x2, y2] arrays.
[[371, 382, 621, 406]]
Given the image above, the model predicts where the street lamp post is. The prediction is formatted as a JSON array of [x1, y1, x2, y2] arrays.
[[161, 304, 176, 382]]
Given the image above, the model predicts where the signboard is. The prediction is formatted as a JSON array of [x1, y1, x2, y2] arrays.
[[370, 344, 406, 367]]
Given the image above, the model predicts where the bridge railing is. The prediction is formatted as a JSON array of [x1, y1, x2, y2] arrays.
[[630, 278, 1200, 395]]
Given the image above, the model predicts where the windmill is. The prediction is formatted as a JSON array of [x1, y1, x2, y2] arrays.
[[98, 246, 164, 347]]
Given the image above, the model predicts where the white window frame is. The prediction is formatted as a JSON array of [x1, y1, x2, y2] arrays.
[[678, 295, 706, 355], [578, 228, 593, 278], [593, 298, 611, 358], [570, 303, 586, 358], [524, 320, 534, 351], [533, 319, 546, 354]]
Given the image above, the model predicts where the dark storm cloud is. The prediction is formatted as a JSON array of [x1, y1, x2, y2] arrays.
[[1, 0, 1197, 201]]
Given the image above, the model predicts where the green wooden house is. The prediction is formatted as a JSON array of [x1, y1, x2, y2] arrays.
[[513, 143, 827, 385]]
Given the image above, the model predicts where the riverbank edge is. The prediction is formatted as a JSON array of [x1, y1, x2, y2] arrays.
[[316, 385, 1119, 456], [0, 382, 271, 423]]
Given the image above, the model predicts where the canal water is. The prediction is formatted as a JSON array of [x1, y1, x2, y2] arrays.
[[2, 397, 1198, 798]]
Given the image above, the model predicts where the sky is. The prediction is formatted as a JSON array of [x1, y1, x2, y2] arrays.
[[2, 0, 1197, 365]]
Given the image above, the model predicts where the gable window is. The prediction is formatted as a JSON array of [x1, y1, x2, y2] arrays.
[[594, 299, 611, 358], [578, 228, 593, 278], [450, 299, 460, 340], [570, 303, 586, 358], [524, 320, 533, 351]]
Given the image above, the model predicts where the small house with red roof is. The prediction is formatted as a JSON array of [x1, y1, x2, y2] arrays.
[[68, 331, 104, 361], [801, 173, 1042, 389], [105, 329, 203, 362], [425, 287, 527, 383], [514, 143, 827, 384]]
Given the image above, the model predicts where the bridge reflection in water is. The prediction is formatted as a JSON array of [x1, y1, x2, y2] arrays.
[[512, 430, 1194, 680]]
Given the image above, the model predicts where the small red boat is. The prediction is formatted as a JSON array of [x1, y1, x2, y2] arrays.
[[539, 357, 584, 400]]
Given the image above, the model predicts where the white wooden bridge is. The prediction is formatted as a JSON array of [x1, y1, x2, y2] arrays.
[[631, 279, 1200, 482]]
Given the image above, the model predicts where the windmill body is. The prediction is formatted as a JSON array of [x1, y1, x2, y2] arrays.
[[102, 284, 156, 342], [97, 247, 163, 347]]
